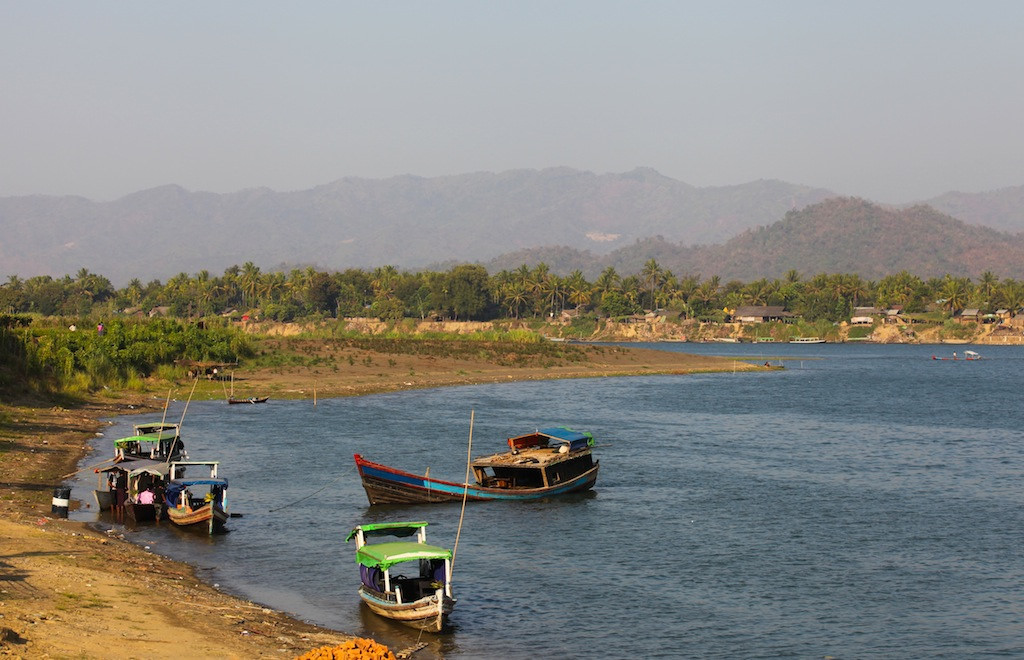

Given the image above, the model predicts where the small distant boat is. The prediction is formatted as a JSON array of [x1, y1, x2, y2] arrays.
[[164, 461, 229, 534], [754, 337, 776, 343], [227, 396, 269, 404], [932, 350, 982, 361], [789, 337, 826, 344], [354, 427, 599, 505], [712, 337, 739, 343], [346, 521, 455, 632]]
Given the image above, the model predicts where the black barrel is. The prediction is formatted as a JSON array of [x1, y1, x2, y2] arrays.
[[51, 486, 71, 517]]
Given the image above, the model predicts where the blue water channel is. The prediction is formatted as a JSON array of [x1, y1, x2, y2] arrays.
[[71, 343, 1024, 658]]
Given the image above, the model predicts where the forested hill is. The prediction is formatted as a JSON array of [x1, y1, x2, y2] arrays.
[[694, 198, 1024, 280], [485, 198, 1024, 281]]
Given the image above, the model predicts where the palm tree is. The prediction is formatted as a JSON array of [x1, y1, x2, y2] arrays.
[[641, 259, 663, 311], [240, 262, 261, 308], [565, 270, 592, 310], [502, 281, 529, 319], [593, 267, 621, 295], [978, 271, 998, 311], [996, 279, 1024, 315], [941, 276, 971, 314]]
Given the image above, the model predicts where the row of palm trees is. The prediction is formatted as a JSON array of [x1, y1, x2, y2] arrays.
[[3, 261, 1023, 323]]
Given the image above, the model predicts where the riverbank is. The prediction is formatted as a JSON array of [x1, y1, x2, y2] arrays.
[[0, 343, 758, 657]]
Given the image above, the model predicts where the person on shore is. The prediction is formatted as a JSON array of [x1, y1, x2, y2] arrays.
[[113, 471, 128, 522]]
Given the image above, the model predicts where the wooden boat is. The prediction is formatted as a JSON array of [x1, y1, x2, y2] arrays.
[[115, 422, 186, 461], [123, 462, 171, 523], [346, 521, 455, 632], [164, 461, 229, 534], [93, 420, 187, 510], [932, 350, 983, 361], [354, 427, 600, 505], [227, 396, 269, 404]]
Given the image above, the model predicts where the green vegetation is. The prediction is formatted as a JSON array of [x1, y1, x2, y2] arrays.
[[246, 335, 589, 370], [0, 315, 253, 395], [5, 262, 1024, 327]]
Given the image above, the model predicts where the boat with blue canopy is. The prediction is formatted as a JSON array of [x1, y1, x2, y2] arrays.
[[354, 426, 599, 505], [345, 521, 455, 632], [164, 461, 229, 534]]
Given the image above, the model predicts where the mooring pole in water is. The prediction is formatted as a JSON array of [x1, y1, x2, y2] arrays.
[[451, 410, 474, 574]]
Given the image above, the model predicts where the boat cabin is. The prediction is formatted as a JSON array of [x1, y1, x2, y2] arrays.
[[472, 427, 596, 490], [114, 422, 184, 461]]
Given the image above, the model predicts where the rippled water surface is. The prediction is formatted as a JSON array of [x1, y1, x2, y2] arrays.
[[72, 343, 1024, 658]]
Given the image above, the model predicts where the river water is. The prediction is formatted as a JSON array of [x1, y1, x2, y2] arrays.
[[70, 343, 1024, 658]]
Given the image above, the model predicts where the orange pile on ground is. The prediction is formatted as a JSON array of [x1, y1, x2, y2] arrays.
[[296, 637, 397, 660]]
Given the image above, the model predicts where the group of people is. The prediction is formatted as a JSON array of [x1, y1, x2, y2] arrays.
[[107, 472, 163, 522]]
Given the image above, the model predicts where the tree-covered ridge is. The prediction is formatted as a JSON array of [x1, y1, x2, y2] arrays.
[[3, 258, 1023, 329], [483, 198, 1024, 281]]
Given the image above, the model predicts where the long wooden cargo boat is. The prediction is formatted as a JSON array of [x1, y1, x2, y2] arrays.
[[354, 427, 599, 505], [346, 522, 455, 632]]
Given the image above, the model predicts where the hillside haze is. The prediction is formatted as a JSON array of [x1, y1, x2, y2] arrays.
[[4, 170, 1024, 285], [0, 168, 832, 284]]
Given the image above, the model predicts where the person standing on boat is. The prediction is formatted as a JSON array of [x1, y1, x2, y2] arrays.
[[137, 486, 155, 505]]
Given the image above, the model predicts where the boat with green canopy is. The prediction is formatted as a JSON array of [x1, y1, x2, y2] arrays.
[[114, 422, 186, 462], [345, 521, 455, 632]]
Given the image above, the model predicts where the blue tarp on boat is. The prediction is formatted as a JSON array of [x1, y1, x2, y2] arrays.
[[164, 479, 228, 508], [538, 427, 594, 451]]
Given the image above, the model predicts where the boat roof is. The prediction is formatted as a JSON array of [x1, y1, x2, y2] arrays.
[[346, 521, 428, 543], [97, 458, 171, 474], [508, 427, 594, 452], [135, 421, 178, 430], [114, 434, 173, 447], [128, 462, 173, 478], [167, 477, 228, 488], [355, 541, 451, 571], [537, 427, 593, 447]]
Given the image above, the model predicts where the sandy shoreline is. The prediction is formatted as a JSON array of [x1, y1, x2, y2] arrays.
[[0, 343, 760, 658]]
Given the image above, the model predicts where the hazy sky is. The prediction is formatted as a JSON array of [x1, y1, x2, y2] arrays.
[[4, 1, 1024, 203]]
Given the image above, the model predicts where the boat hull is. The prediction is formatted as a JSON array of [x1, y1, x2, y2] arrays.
[[125, 501, 159, 523], [93, 489, 113, 511], [357, 587, 455, 632], [167, 503, 228, 534], [354, 454, 599, 505]]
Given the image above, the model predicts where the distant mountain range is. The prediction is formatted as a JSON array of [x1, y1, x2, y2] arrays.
[[2, 168, 1024, 284]]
